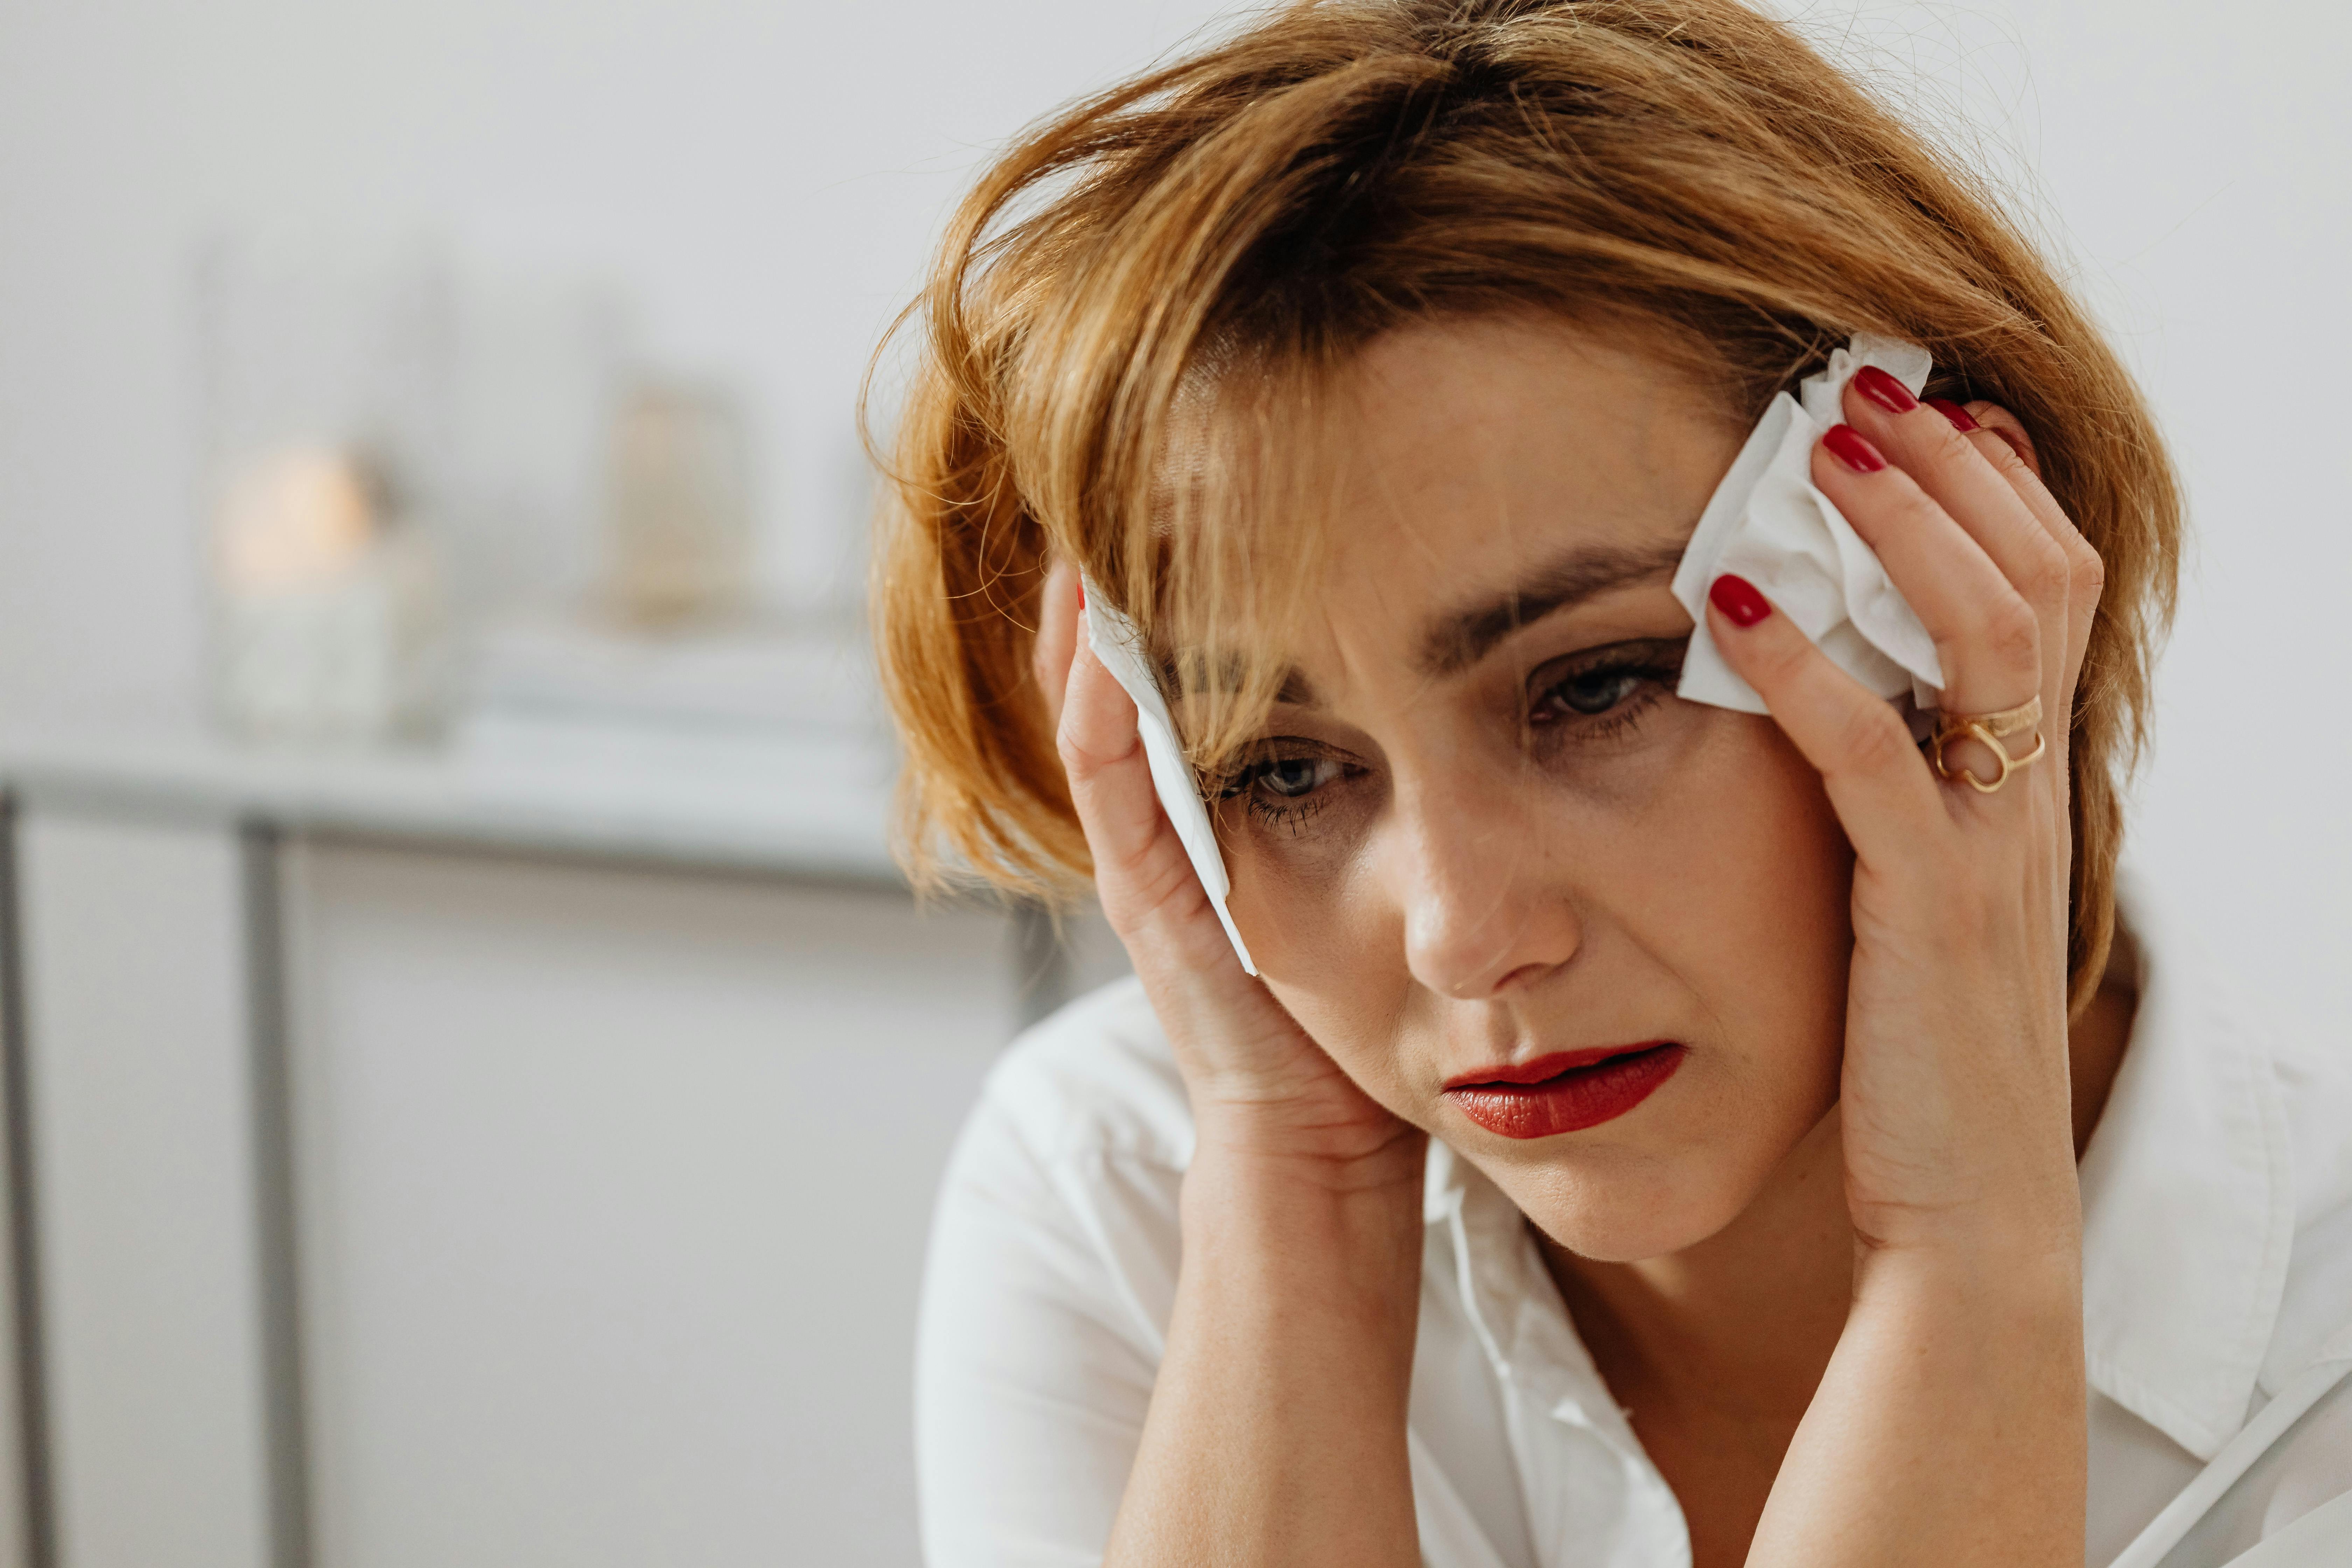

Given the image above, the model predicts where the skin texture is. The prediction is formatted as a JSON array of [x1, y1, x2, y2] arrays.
[[1038, 316, 2122, 1568]]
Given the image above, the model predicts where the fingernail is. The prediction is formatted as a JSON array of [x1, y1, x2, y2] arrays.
[[1926, 398, 1980, 433], [1709, 573, 1772, 627], [1822, 424, 1888, 474], [1851, 364, 1918, 414]]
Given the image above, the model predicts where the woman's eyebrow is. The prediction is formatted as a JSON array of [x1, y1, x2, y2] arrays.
[[1418, 540, 1686, 676], [1173, 661, 1324, 707]]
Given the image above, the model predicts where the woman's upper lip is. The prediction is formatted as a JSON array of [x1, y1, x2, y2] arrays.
[[1442, 1043, 1675, 1089]]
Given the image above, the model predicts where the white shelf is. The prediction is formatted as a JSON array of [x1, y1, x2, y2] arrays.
[[0, 709, 904, 884]]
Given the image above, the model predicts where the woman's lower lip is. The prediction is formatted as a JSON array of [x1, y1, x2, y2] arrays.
[[1442, 1044, 1687, 1139]]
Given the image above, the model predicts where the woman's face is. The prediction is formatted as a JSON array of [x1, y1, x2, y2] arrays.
[[1219, 317, 1853, 1262]]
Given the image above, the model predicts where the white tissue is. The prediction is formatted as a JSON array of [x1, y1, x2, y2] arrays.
[[1672, 334, 1945, 714], [1080, 576, 1258, 975]]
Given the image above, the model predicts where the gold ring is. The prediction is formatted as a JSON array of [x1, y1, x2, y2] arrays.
[[1929, 695, 2045, 794]]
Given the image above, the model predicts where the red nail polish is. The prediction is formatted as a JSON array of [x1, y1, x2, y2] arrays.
[[1822, 424, 1887, 473], [1851, 364, 1918, 414], [1709, 573, 1772, 628], [1926, 398, 1980, 433]]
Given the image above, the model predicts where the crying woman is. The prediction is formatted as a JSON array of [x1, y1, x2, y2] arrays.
[[873, 5, 2352, 1566]]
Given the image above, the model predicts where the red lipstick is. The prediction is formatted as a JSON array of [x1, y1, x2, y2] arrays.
[[1442, 1043, 1686, 1139]]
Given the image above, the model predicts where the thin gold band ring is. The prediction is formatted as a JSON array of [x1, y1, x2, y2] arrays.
[[1929, 695, 2045, 795]]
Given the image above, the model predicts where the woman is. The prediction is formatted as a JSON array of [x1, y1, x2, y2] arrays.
[[875, 3, 2352, 1564]]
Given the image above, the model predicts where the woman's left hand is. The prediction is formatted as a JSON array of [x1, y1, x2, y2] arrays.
[[1702, 373, 2105, 1567]]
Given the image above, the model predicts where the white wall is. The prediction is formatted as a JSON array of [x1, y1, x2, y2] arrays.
[[2011, 4, 2352, 1046], [1, 0, 2345, 1268], [1802, 0, 2352, 1053], [0, 0, 1246, 700]]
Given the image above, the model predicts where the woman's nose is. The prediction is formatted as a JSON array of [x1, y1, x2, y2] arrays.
[[1385, 772, 1582, 1000]]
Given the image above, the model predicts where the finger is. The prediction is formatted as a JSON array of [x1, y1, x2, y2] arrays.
[[1809, 424, 2043, 728], [1943, 403, 2105, 706], [1842, 371, 2073, 715], [1032, 560, 1081, 733], [1849, 371, 2102, 719], [1058, 632, 1172, 870], [1057, 631, 1217, 933], [1703, 574, 1945, 858]]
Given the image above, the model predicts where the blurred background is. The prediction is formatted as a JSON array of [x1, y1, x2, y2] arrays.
[[0, 2, 2344, 1565]]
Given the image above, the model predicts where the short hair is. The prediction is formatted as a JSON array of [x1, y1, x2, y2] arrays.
[[869, 0, 2179, 1010]]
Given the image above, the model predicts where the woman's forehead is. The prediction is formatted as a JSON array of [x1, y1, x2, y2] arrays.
[[1332, 319, 1737, 526], [1157, 316, 1735, 709], [1305, 322, 1737, 637]]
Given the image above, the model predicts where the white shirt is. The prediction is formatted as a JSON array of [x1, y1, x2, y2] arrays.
[[913, 877, 2352, 1567]]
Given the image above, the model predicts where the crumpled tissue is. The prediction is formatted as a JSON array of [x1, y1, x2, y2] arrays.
[[1671, 333, 1945, 714], [1082, 576, 1258, 975]]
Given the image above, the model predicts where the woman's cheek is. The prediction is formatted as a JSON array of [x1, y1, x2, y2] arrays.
[[1233, 844, 1430, 1114], [1640, 716, 1851, 1131]]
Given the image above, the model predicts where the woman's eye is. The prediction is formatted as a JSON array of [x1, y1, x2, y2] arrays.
[[1544, 667, 1644, 717], [1524, 639, 1687, 738], [1216, 750, 1356, 835], [1249, 755, 1342, 798]]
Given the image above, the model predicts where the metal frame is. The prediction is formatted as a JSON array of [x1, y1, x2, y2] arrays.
[[242, 823, 313, 1568], [0, 796, 55, 1568], [0, 800, 315, 1568]]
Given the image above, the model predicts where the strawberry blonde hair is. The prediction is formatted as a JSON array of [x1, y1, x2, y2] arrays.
[[868, 0, 2179, 1009]]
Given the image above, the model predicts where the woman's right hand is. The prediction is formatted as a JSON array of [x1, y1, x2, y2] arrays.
[[1035, 561, 1418, 1177], [1037, 559, 1425, 1568]]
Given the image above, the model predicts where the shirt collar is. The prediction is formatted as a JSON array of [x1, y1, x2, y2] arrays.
[[1424, 1141, 1647, 1459], [1421, 868, 2295, 1465], [2078, 869, 2294, 1460]]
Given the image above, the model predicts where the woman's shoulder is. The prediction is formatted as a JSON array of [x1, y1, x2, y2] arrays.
[[2104, 873, 2352, 1398], [919, 979, 1190, 1392], [2260, 1007, 2352, 1391], [2081, 875, 2352, 1461], [963, 975, 1195, 1176], [915, 980, 1188, 1559]]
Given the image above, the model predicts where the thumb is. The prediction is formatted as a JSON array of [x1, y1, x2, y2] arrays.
[[1032, 560, 1082, 734]]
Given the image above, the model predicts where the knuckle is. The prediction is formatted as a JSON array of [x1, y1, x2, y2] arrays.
[[1933, 417, 1984, 468], [1981, 592, 2043, 674], [2068, 537, 2107, 607], [1975, 429, 2032, 481], [1833, 700, 1918, 778], [1755, 629, 1812, 686], [2022, 536, 2072, 607], [1056, 726, 1124, 783], [1732, 618, 1804, 691]]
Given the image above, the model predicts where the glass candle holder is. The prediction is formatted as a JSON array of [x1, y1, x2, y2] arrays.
[[196, 229, 453, 741]]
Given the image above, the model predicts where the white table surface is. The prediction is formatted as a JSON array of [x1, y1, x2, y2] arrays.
[[0, 709, 904, 885]]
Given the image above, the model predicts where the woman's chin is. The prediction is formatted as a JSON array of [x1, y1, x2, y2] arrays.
[[1477, 1147, 1781, 1265], [1529, 1203, 1751, 1266], [1475, 1100, 1843, 1264]]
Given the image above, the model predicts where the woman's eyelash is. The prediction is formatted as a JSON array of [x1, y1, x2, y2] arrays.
[[1526, 639, 1687, 740], [1217, 750, 1354, 833], [1244, 792, 1325, 834]]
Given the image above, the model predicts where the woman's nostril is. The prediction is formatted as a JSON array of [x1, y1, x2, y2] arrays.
[[1493, 960, 1552, 994]]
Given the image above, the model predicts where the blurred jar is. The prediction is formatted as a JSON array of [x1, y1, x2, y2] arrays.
[[605, 381, 752, 629], [196, 229, 453, 741], [211, 448, 442, 738]]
